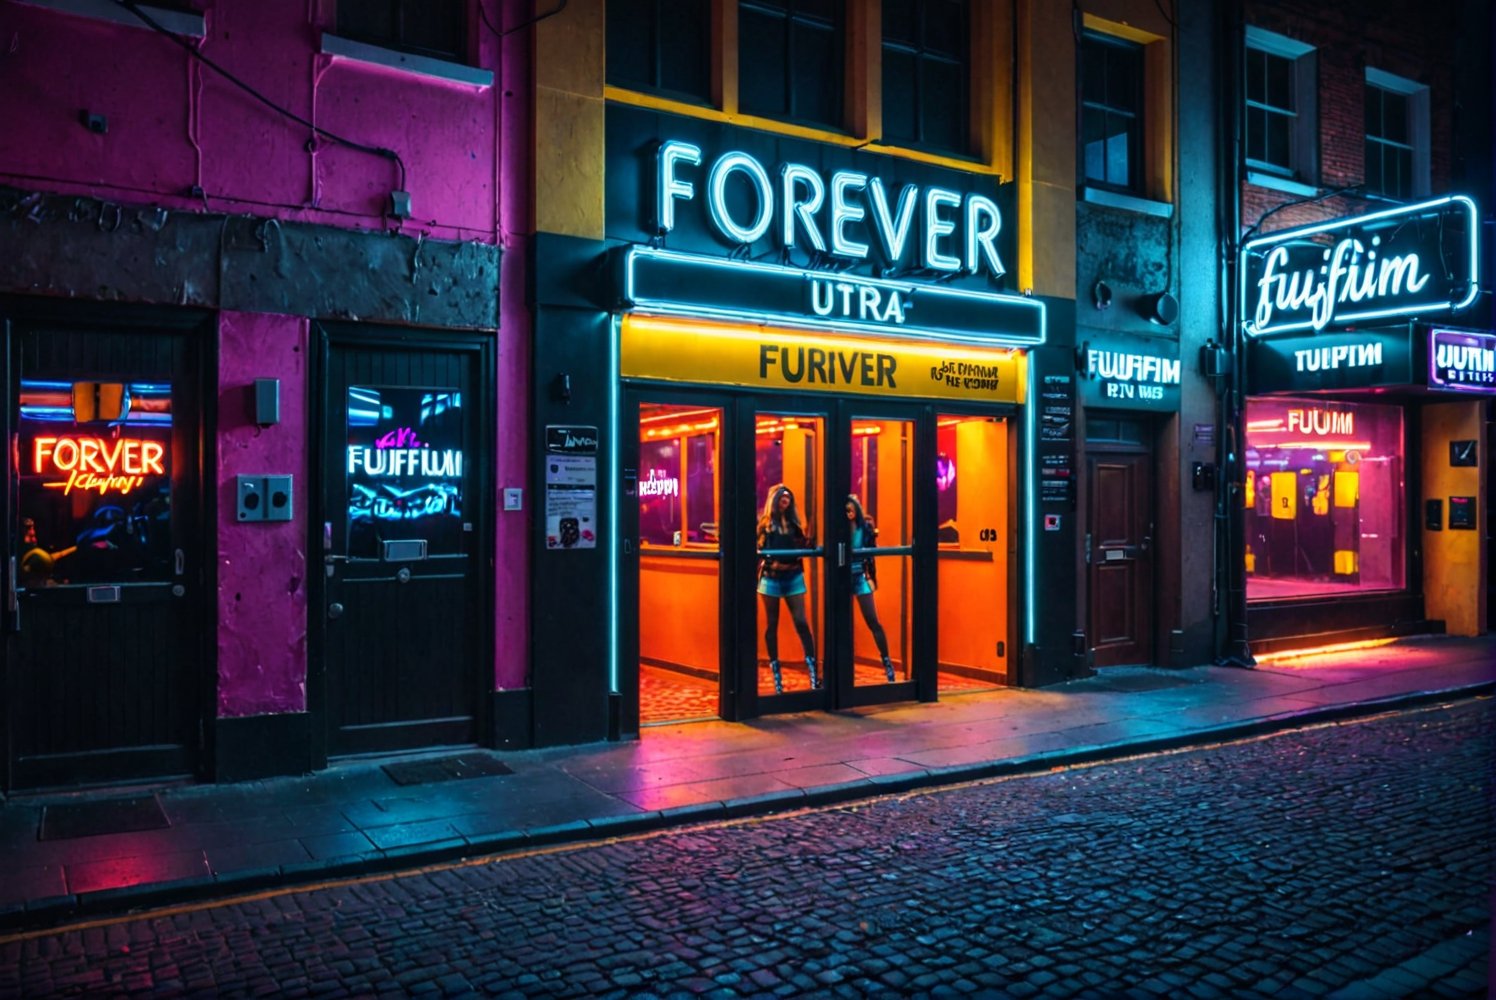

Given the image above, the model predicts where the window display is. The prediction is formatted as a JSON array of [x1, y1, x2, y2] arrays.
[[1244, 396, 1404, 599], [16, 379, 174, 587]]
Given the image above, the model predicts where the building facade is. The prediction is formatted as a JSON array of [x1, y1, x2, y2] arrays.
[[0, 0, 532, 791], [1220, 0, 1494, 655]]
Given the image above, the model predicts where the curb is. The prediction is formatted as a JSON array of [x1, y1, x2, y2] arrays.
[[3, 681, 1489, 934]]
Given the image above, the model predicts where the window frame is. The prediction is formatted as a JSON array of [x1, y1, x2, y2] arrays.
[[1244, 27, 1317, 185], [1079, 30, 1145, 195], [605, 0, 715, 106], [737, 0, 847, 131], [1364, 68, 1430, 201], [879, 0, 972, 157], [334, 0, 470, 65]]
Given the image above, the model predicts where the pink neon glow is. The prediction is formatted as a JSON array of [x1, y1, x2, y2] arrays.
[[375, 427, 425, 449]]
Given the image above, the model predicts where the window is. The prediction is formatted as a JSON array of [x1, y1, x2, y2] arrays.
[[1365, 70, 1429, 200], [607, 0, 712, 103], [881, 0, 969, 154], [1080, 32, 1143, 192], [1244, 397, 1404, 600], [1244, 28, 1316, 182], [337, 1, 465, 63], [739, 0, 844, 129]]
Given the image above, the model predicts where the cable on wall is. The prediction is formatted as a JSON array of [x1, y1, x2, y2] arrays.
[[114, 0, 407, 191]]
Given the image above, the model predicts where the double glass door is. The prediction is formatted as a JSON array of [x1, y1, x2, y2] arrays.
[[630, 392, 965, 727]]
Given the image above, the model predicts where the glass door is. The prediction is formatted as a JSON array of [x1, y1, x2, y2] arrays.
[[752, 409, 827, 698], [843, 414, 916, 694]]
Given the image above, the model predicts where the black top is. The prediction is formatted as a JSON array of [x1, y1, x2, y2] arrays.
[[758, 523, 809, 579]]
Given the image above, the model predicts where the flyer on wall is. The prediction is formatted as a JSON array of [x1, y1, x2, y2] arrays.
[[545, 425, 598, 550]]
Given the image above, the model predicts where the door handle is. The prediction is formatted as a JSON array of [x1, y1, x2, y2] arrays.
[[837, 542, 846, 568], [328, 602, 345, 620], [175, 548, 186, 575]]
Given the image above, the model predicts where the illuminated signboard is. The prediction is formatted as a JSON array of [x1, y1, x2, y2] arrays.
[[1077, 336, 1181, 410], [656, 140, 1005, 278], [1241, 195, 1479, 337], [346, 386, 465, 557], [621, 246, 1045, 347], [33, 435, 166, 496], [1428, 327, 1496, 392], [621, 313, 1026, 404]]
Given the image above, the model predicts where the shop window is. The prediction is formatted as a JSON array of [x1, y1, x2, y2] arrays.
[[607, 0, 712, 103], [16, 380, 175, 588], [337, 0, 466, 63], [1080, 32, 1142, 194], [639, 408, 720, 547], [1244, 27, 1316, 184], [1365, 69, 1429, 201], [345, 386, 465, 559], [881, 0, 969, 155], [739, 0, 844, 129], [1244, 397, 1404, 600]]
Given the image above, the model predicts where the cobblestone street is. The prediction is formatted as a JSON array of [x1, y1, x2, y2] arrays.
[[3, 698, 1490, 998]]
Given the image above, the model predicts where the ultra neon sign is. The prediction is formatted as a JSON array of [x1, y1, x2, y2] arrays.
[[657, 140, 1006, 277], [33, 435, 166, 496], [1241, 196, 1479, 337]]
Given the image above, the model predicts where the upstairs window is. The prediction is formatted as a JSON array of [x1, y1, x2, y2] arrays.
[[1365, 69, 1429, 200], [1080, 32, 1143, 193], [1244, 27, 1316, 183], [607, 0, 712, 104], [337, 0, 466, 63], [739, 0, 845, 129], [881, 0, 969, 154]]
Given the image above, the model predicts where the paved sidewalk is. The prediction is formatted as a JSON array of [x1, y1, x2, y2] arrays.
[[1, 634, 1491, 931]]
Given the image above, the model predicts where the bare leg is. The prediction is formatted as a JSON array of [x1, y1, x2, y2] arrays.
[[855, 591, 891, 661]]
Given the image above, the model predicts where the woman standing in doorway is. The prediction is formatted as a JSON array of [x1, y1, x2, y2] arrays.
[[757, 483, 818, 692], [847, 495, 896, 681]]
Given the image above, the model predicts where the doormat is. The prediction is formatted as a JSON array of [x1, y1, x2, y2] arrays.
[[39, 795, 170, 841], [382, 754, 513, 787]]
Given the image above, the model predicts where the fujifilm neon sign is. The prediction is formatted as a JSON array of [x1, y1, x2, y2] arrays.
[[656, 140, 1006, 278], [1241, 195, 1479, 337]]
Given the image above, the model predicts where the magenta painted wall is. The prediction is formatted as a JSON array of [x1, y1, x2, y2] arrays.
[[216, 311, 310, 716], [4, 1, 535, 712], [0, 0, 498, 242]]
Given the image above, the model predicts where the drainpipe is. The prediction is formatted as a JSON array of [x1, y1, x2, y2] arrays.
[[1216, 0, 1254, 667]]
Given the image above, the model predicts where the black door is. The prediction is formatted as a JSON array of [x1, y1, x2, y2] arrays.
[[315, 328, 490, 758], [4, 315, 208, 790]]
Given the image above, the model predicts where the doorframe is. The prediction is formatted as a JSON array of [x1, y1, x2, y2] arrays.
[[2, 297, 218, 791], [307, 322, 495, 768]]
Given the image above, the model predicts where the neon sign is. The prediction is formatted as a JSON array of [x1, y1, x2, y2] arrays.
[[638, 469, 679, 498], [1428, 329, 1496, 391], [1241, 196, 1480, 337], [657, 140, 1006, 277], [1286, 408, 1353, 436], [33, 435, 166, 496], [347, 447, 462, 478]]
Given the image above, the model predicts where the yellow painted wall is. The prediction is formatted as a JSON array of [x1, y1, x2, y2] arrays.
[[535, 0, 606, 238], [1017, 0, 1076, 299], [1422, 402, 1487, 636]]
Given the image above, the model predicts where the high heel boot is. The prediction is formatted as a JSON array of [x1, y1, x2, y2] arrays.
[[806, 656, 820, 690], [883, 655, 895, 682], [770, 659, 783, 694]]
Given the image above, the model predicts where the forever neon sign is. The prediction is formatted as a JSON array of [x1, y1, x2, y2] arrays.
[[33, 435, 165, 496], [657, 140, 1007, 278], [1241, 196, 1480, 337]]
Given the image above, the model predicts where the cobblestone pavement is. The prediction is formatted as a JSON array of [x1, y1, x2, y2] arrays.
[[2, 699, 1490, 999]]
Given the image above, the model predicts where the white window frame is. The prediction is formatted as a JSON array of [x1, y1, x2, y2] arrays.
[[1244, 27, 1317, 186], [1364, 68, 1430, 200]]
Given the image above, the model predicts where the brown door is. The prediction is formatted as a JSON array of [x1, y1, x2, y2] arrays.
[[1086, 451, 1153, 666]]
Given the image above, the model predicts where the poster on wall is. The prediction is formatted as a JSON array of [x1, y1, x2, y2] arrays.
[[545, 425, 598, 550], [346, 386, 465, 559]]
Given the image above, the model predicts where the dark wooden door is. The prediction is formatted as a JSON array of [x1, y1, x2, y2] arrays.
[[5, 320, 206, 790], [318, 332, 488, 757], [1086, 451, 1154, 667]]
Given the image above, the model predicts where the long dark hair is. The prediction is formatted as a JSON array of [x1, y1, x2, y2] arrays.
[[759, 483, 805, 537], [846, 493, 869, 532]]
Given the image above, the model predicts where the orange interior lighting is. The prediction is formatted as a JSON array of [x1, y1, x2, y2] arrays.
[[1253, 638, 1398, 665]]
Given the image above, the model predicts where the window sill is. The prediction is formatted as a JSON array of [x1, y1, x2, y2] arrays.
[[1080, 187, 1174, 218], [321, 34, 493, 88], [1245, 170, 1318, 197], [16, 0, 204, 37]]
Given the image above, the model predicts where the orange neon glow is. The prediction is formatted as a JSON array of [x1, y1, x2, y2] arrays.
[[1253, 638, 1398, 665], [1266, 441, 1372, 451], [32, 435, 166, 496]]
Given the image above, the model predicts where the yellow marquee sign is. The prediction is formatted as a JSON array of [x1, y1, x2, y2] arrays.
[[621, 315, 1026, 404]]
